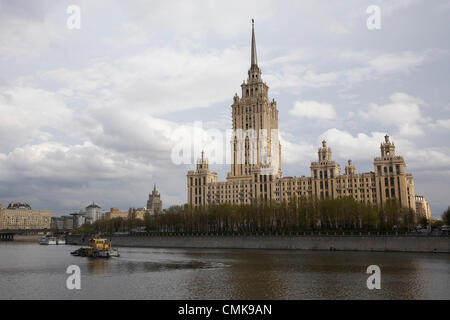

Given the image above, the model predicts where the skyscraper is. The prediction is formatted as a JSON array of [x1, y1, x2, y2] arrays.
[[187, 21, 422, 215]]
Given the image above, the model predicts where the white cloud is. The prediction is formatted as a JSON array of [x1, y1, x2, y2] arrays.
[[39, 47, 248, 115], [131, 0, 276, 39], [432, 119, 450, 130], [368, 51, 425, 74], [289, 101, 336, 119], [359, 92, 427, 137], [280, 135, 315, 166], [0, 86, 73, 150], [319, 129, 387, 161], [405, 148, 450, 173], [0, 2, 63, 59], [318, 128, 450, 174]]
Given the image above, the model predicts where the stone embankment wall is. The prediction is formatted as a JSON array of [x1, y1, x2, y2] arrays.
[[66, 234, 450, 253]]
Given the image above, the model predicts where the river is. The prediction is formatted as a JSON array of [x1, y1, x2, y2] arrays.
[[0, 242, 449, 299]]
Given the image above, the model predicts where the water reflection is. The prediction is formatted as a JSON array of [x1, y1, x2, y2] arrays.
[[0, 243, 449, 299], [87, 258, 110, 274]]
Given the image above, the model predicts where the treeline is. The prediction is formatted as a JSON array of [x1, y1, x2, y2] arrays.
[[143, 197, 417, 234], [74, 200, 449, 235], [75, 216, 145, 234]]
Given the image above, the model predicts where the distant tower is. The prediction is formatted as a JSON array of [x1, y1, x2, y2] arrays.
[[310, 140, 340, 199], [187, 151, 218, 206], [147, 185, 163, 214], [374, 134, 415, 211]]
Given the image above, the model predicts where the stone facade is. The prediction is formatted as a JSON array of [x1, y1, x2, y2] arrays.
[[129, 207, 147, 220], [0, 202, 51, 230], [147, 185, 162, 214], [105, 207, 129, 220], [187, 22, 422, 214], [415, 195, 431, 219]]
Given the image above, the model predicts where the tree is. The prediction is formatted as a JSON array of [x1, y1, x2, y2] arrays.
[[441, 207, 450, 225], [418, 216, 429, 227]]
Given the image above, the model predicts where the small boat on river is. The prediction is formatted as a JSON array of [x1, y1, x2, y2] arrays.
[[39, 236, 57, 245], [71, 238, 119, 258]]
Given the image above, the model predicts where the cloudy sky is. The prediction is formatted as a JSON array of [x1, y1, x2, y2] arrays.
[[1, 0, 449, 218]]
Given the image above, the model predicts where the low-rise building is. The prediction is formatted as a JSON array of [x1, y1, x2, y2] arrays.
[[70, 211, 88, 229], [105, 207, 129, 220], [0, 202, 51, 230], [51, 215, 74, 230], [129, 207, 148, 220]]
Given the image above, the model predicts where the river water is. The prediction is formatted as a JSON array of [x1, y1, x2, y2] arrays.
[[0, 242, 449, 299]]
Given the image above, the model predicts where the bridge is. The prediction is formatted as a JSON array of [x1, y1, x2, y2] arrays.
[[0, 232, 14, 241], [0, 229, 71, 241]]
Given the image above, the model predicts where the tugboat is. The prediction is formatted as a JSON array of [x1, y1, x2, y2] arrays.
[[71, 237, 119, 258]]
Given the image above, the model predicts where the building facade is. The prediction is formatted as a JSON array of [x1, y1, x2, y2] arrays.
[[85, 202, 104, 222], [51, 215, 73, 230], [105, 207, 129, 220], [147, 185, 163, 214], [0, 202, 51, 230], [70, 211, 89, 229], [415, 195, 431, 219], [187, 22, 422, 214]]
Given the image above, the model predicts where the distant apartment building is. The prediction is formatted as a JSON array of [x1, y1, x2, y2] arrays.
[[51, 217, 64, 230], [0, 202, 51, 230], [70, 211, 89, 229], [415, 195, 431, 219], [85, 202, 104, 222], [51, 215, 74, 230]]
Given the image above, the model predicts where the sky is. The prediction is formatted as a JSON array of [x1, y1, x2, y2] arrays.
[[0, 0, 449, 218]]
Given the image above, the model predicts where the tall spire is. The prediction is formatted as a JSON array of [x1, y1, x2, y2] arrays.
[[251, 19, 257, 67]]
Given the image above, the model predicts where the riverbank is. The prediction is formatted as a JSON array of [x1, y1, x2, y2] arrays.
[[66, 234, 450, 253], [13, 234, 41, 242]]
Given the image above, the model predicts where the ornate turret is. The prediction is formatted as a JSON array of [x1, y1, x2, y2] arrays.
[[380, 134, 395, 158], [196, 150, 209, 172], [318, 140, 332, 162], [345, 160, 356, 175]]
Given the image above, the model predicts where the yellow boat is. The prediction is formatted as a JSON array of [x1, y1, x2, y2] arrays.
[[71, 237, 119, 258]]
